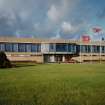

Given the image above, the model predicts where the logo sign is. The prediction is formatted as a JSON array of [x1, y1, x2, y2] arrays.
[[82, 35, 90, 43]]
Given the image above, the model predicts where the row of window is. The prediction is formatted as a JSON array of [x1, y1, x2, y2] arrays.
[[0, 43, 41, 52], [0, 43, 77, 53], [49, 44, 76, 53], [0, 43, 105, 53], [79, 45, 105, 53]]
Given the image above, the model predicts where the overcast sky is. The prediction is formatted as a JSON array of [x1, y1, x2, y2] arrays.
[[0, 0, 105, 40]]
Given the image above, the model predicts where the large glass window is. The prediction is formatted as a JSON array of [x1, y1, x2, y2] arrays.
[[76, 45, 80, 52], [101, 46, 105, 53], [68, 44, 72, 52], [18, 43, 26, 52], [85, 45, 88, 53], [31, 44, 41, 52], [0, 43, 5, 51], [56, 44, 67, 52], [85, 45, 100, 53], [104, 46, 105, 53], [81, 45, 86, 53], [80, 45, 91, 53], [13, 43, 18, 52], [87, 45, 91, 53], [92, 45, 97, 53], [5, 43, 13, 52], [72, 45, 76, 53], [49, 44, 55, 52], [96, 46, 100, 53], [26, 44, 31, 52], [37, 44, 41, 52]]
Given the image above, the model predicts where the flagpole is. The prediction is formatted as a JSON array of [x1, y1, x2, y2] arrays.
[[99, 32, 101, 64], [80, 35, 82, 64], [91, 40, 92, 64], [92, 27, 102, 64], [91, 36, 93, 63], [89, 38, 92, 63]]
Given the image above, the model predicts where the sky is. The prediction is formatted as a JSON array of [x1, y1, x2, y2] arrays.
[[0, 0, 105, 40]]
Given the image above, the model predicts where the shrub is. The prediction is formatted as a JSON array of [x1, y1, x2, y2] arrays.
[[0, 51, 12, 68]]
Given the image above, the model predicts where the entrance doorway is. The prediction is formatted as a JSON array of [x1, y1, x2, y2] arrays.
[[55, 55, 63, 62], [43, 54, 74, 63]]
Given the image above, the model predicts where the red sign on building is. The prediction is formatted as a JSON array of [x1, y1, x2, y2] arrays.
[[82, 35, 90, 43]]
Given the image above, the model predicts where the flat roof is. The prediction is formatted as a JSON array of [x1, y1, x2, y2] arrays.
[[0, 37, 105, 45], [0, 37, 77, 44]]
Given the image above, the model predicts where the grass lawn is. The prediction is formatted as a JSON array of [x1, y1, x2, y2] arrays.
[[0, 63, 105, 105]]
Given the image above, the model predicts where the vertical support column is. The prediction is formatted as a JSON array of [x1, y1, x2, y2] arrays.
[[90, 44, 93, 64], [100, 40, 101, 64], [50, 55, 55, 62], [80, 44, 82, 63], [62, 55, 65, 62]]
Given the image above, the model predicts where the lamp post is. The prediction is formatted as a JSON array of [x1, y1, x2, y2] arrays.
[[92, 27, 102, 64]]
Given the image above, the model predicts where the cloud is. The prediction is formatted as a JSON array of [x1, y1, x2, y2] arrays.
[[47, 0, 73, 23], [0, 0, 80, 38], [47, 5, 60, 22], [61, 22, 73, 33], [0, 11, 17, 36], [19, 11, 30, 22], [61, 21, 87, 35], [0, 0, 104, 40]]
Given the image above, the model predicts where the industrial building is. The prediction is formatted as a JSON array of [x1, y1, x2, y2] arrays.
[[0, 37, 105, 63]]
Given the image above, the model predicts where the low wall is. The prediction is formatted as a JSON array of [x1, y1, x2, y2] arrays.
[[6, 53, 43, 63], [73, 55, 105, 62]]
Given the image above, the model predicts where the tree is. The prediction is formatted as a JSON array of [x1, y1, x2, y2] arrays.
[[0, 51, 12, 68]]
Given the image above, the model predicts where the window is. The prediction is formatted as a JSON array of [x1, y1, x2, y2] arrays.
[[49, 44, 55, 52], [85, 45, 88, 53], [56, 44, 67, 52], [37, 44, 41, 52], [18, 43, 26, 52], [13, 43, 18, 52], [31, 44, 41, 52], [68, 44, 76, 53], [5, 43, 13, 52], [0, 43, 5, 51], [96, 46, 100, 53], [81, 45, 86, 53], [26, 44, 31, 52], [87, 45, 91, 53], [102, 46, 105, 53]]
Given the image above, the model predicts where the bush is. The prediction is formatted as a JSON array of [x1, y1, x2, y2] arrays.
[[0, 51, 12, 68]]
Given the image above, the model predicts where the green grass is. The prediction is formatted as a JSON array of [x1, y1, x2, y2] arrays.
[[0, 64, 105, 105]]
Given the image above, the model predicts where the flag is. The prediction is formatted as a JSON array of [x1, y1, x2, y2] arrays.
[[92, 27, 102, 33], [82, 35, 90, 43]]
